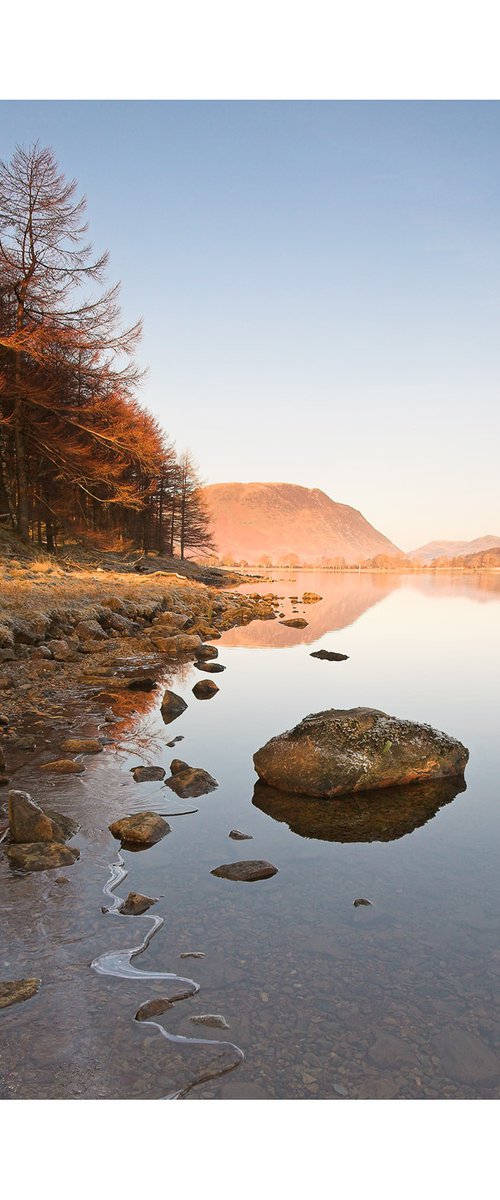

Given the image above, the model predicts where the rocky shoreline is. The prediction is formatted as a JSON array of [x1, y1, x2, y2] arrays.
[[0, 570, 280, 789]]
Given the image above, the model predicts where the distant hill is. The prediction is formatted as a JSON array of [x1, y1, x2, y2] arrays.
[[408, 535, 500, 563], [201, 482, 402, 565], [447, 546, 500, 569]]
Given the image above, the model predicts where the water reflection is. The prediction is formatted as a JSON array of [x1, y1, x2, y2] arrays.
[[253, 775, 467, 843], [225, 569, 500, 647]]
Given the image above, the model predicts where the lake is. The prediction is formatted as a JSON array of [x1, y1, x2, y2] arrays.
[[1, 570, 499, 1099]]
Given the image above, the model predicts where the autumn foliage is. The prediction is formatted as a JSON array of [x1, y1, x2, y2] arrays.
[[0, 143, 214, 558]]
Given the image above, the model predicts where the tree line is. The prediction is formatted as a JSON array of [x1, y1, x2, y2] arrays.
[[0, 143, 214, 559]]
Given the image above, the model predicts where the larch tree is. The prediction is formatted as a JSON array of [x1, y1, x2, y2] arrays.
[[0, 142, 142, 541], [176, 450, 215, 560]]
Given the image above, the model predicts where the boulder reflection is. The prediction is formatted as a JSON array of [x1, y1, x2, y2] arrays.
[[252, 775, 467, 844]]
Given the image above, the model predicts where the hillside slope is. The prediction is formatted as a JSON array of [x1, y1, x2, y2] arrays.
[[408, 535, 500, 563], [201, 482, 402, 565]]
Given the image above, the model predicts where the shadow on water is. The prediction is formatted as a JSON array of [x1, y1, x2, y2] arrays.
[[252, 775, 467, 844]]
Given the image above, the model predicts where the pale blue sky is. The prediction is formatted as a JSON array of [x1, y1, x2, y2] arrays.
[[1, 101, 498, 550]]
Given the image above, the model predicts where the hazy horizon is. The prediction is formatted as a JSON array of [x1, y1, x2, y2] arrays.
[[1, 100, 498, 548]]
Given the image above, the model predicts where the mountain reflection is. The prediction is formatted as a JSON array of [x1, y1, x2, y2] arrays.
[[223, 571, 500, 647], [223, 573, 401, 646], [252, 775, 467, 843]]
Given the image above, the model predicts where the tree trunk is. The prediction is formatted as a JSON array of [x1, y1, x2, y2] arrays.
[[14, 400, 30, 542]]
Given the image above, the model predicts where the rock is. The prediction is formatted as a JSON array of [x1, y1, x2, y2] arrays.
[[0, 775, 10, 786], [369, 1033, 416, 1069], [169, 758, 189, 774], [8, 790, 59, 844], [74, 619, 108, 642], [179, 952, 205, 959], [40, 758, 86, 774], [0, 674, 12, 688], [127, 677, 157, 692], [155, 633, 202, 657], [60, 738, 103, 755], [310, 649, 349, 661], [432, 1027, 499, 1086], [0, 978, 41, 1009], [135, 998, 174, 1021], [253, 707, 469, 797], [46, 639, 75, 662], [12, 615, 49, 644], [120, 891, 158, 915], [195, 644, 219, 661], [302, 592, 322, 604], [279, 618, 308, 628], [353, 898, 372, 907], [229, 829, 254, 840], [0, 714, 9, 725], [6, 842, 80, 871], [165, 763, 218, 798], [15, 735, 36, 751], [131, 765, 166, 782], [108, 812, 171, 846], [211, 860, 278, 882], [194, 661, 226, 673], [0, 625, 14, 649], [189, 1014, 229, 1029], [160, 690, 188, 724], [45, 810, 79, 841], [152, 612, 189, 631], [104, 613, 138, 635], [31, 645, 53, 660], [192, 679, 219, 700], [167, 736, 184, 747]]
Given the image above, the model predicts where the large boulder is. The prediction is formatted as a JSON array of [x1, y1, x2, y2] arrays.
[[253, 708, 469, 798], [108, 812, 170, 846]]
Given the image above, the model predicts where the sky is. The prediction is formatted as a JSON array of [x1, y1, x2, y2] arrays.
[[0, 100, 499, 551]]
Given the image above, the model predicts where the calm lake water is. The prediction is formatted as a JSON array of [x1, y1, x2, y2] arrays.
[[1, 571, 499, 1099]]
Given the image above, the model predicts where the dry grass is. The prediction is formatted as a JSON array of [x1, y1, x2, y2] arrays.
[[0, 562, 211, 620]]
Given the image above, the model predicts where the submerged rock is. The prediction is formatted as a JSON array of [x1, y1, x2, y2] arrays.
[[60, 738, 103, 755], [252, 776, 466, 844], [253, 707, 469, 797], [135, 997, 174, 1021], [120, 891, 158, 915], [160, 690, 188, 724], [310, 649, 349, 662], [194, 661, 226, 673], [353, 898, 372, 907], [39, 758, 86, 775], [189, 1013, 229, 1029], [211, 859, 278, 882], [6, 842, 80, 871], [179, 951, 205, 959], [165, 762, 218, 798], [279, 618, 308, 628], [192, 679, 219, 700], [131, 765, 166, 782], [229, 829, 254, 840], [109, 812, 170, 846], [302, 592, 323, 604], [0, 978, 41, 1009]]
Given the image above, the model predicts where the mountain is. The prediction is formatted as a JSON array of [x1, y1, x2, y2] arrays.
[[408, 535, 500, 563], [201, 482, 402, 565]]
